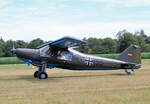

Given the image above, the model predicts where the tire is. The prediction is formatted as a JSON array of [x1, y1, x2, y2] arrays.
[[34, 71, 39, 78], [38, 72, 48, 79]]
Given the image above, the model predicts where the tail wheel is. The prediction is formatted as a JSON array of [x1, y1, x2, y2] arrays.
[[38, 72, 48, 79], [34, 71, 39, 78]]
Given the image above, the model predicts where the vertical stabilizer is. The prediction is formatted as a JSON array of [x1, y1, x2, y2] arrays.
[[116, 45, 141, 64]]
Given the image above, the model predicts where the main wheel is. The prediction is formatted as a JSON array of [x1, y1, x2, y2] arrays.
[[34, 71, 39, 78], [38, 72, 48, 79]]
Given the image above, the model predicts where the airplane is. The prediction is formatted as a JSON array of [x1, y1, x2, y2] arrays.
[[11, 36, 141, 79]]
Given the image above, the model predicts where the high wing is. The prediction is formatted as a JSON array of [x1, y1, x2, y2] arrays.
[[37, 36, 86, 49]]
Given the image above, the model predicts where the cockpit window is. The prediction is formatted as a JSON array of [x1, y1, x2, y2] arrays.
[[40, 45, 51, 57]]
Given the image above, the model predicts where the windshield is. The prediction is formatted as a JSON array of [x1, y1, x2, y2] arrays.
[[40, 45, 51, 57]]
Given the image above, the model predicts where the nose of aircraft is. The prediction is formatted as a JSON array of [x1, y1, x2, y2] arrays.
[[11, 48, 39, 59]]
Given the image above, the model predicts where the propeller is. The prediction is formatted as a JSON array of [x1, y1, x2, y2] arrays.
[[12, 44, 15, 50], [11, 44, 16, 54]]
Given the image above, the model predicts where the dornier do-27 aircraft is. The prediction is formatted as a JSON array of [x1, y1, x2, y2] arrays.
[[12, 37, 141, 79]]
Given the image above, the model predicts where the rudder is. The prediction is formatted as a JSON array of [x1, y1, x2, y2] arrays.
[[116, 45, 141, 64]]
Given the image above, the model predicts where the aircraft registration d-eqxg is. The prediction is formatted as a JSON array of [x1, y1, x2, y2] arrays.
[[12, 37, 141, 79]]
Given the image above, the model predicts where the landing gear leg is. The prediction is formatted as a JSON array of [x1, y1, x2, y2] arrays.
[[38, 61, 48, 79], [131, 69, 135, 72], [125, 69, 131, 75]]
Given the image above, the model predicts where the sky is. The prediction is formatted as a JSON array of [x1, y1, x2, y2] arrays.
[[0, 0, 150, 41]]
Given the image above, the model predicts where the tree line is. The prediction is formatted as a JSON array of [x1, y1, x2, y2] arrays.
[[0, 29, 150, 57], [79, 29, 150, 54]]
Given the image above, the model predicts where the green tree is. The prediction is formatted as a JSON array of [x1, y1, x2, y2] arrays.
[[98, 38, 117, 54], [0, 37, 4, 42], [27, 38, 44, 49], [145, 36, 150, 44], [118, 32, 138, 52], [86, 38, 102, 54], [0, 41, 5, 57], [3, 40, 15, 57], [143, 44, 150, 52], [137, 36, 147, 52], [15, 40, 28, 48], [139, 29, 147, 40]]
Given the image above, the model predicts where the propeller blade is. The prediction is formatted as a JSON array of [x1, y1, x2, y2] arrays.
[[11, 44, 16, 53], [12, 45, 15, 50]]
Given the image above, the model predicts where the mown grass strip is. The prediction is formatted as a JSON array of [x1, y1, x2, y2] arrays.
[[0, 57, 24, 64]]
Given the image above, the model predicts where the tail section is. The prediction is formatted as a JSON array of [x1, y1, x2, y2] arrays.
[[116, 45, 141, 64]]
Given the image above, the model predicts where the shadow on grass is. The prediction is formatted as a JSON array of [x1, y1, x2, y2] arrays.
[[48, 73, 128, 79], [0, 75, 60, 83], [21, 72, 130, 82], [0, 72, 132, 82], [108, 73, 129, 76]]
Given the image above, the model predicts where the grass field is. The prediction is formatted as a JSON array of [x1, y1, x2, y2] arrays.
[[0, 60, 150, 104], [0, 57, 24, 64]]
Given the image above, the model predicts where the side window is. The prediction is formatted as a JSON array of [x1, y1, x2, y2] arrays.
[[57, 51, 72, 61]]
